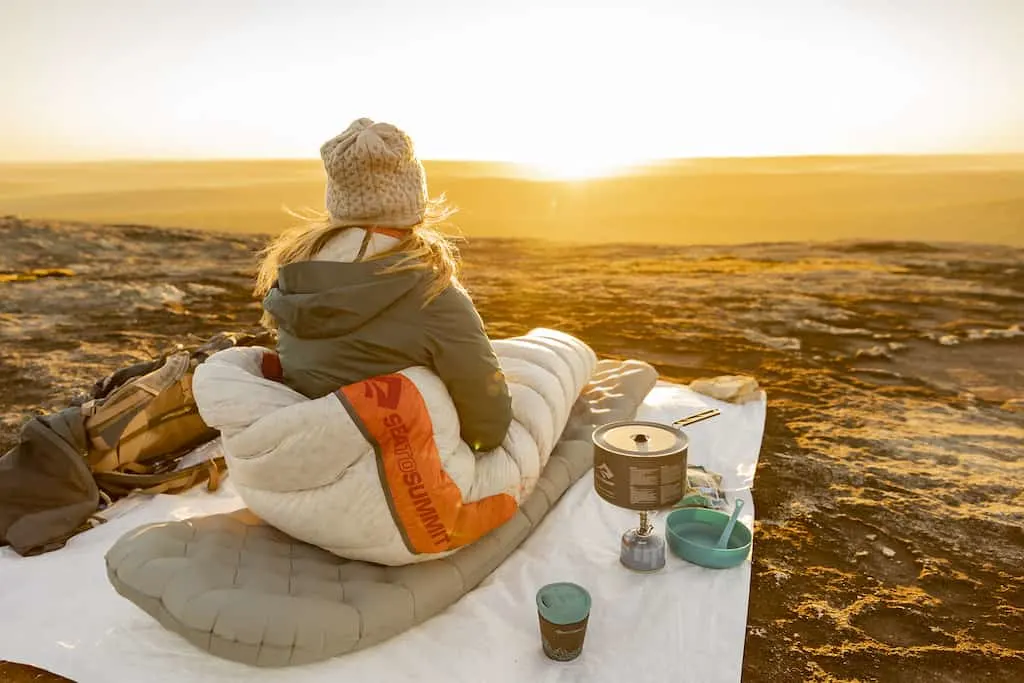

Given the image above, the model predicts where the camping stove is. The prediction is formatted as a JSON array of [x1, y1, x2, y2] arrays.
[[592, 421, 689, 572], [619, 509, 666, 572]]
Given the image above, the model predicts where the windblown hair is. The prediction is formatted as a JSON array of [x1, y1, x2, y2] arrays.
[[254, 197, 463, 330]]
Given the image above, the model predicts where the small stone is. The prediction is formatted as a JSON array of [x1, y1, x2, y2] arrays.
[[855, 550, 869, 558], [855, 345, 891, 359], [881, 546, 896, 558], [1001, 398, 1024, 413], [865, 534, 877, 541]]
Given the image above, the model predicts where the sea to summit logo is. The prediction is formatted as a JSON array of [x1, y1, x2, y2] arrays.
[[350, 373, 451, 551], [596, 462, 614, 481], [363, 376, 403, 410]]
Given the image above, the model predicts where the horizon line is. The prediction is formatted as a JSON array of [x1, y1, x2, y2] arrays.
[[2, 151, 1024, 166]]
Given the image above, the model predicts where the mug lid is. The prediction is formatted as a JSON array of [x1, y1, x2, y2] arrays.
[[536, 582, 592, 625]]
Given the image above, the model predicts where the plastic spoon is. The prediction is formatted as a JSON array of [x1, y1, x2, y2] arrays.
[[715, 499, 744, 549]]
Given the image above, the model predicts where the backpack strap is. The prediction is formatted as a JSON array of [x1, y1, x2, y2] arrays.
[[92, 456, 226, 497]]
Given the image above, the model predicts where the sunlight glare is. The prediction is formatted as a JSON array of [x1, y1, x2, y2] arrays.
[[523, 154, 641, 181]]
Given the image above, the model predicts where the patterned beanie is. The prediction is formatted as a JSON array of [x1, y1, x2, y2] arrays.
[[319, 118, 428, 228]]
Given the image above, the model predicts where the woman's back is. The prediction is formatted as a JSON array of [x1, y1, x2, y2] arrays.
[[256, 118, 512, 452], [265, 230, 448, 396]]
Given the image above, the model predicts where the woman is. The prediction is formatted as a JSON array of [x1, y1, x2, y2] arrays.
[[254, 118, 512, 452]]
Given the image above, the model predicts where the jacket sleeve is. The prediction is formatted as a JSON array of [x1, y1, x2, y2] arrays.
[[424, 287, 512, 452]]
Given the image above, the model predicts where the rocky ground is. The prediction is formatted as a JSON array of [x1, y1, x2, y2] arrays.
[[1, 216, 1022, 682]]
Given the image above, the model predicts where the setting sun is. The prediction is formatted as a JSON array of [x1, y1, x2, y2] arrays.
[[523, 156, 642, 181]]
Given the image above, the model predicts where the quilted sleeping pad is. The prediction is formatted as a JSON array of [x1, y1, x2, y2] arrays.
[[105, 356, 659, 666]]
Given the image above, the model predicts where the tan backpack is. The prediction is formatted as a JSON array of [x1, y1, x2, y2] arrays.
[[77, 331, 273, 497], [79, 350, 223, 496]]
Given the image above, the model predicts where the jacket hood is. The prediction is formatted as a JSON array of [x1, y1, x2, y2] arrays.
[[263, 255, 426, 338]]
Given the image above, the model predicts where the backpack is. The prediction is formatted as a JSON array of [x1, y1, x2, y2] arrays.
[[1, 330, 274, 555], [78, 330, 273, 497]]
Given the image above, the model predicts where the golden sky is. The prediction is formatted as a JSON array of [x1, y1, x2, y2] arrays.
[[1, 0, 1022, 171]]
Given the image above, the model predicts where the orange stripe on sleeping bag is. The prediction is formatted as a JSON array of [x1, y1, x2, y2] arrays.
[[337, 374, 517, 555]]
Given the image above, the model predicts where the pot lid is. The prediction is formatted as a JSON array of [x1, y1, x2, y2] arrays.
[[593, 421, 687, 456]]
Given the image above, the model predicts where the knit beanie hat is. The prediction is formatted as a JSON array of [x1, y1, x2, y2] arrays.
[[320, 118, 428, 228]]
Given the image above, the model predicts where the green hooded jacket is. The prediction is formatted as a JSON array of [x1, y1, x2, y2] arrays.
[[263, 254, 512, 452]]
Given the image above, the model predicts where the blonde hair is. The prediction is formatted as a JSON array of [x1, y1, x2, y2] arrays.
[[254, 197, 464, 330]]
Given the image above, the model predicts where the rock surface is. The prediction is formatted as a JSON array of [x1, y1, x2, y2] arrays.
[[2, 216, 1023, 682]]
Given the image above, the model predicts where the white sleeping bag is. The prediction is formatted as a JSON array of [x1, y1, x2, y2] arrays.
[[192, 327, 597, 565]]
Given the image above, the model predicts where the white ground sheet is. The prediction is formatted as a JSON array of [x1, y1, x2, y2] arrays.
[[0, 380, 764, 683]]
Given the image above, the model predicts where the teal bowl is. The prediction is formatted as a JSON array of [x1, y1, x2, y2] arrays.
[[665, 507, 753, 569]]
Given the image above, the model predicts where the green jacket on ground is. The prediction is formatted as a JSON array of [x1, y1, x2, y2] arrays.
[[263, 254, 512, 452]]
